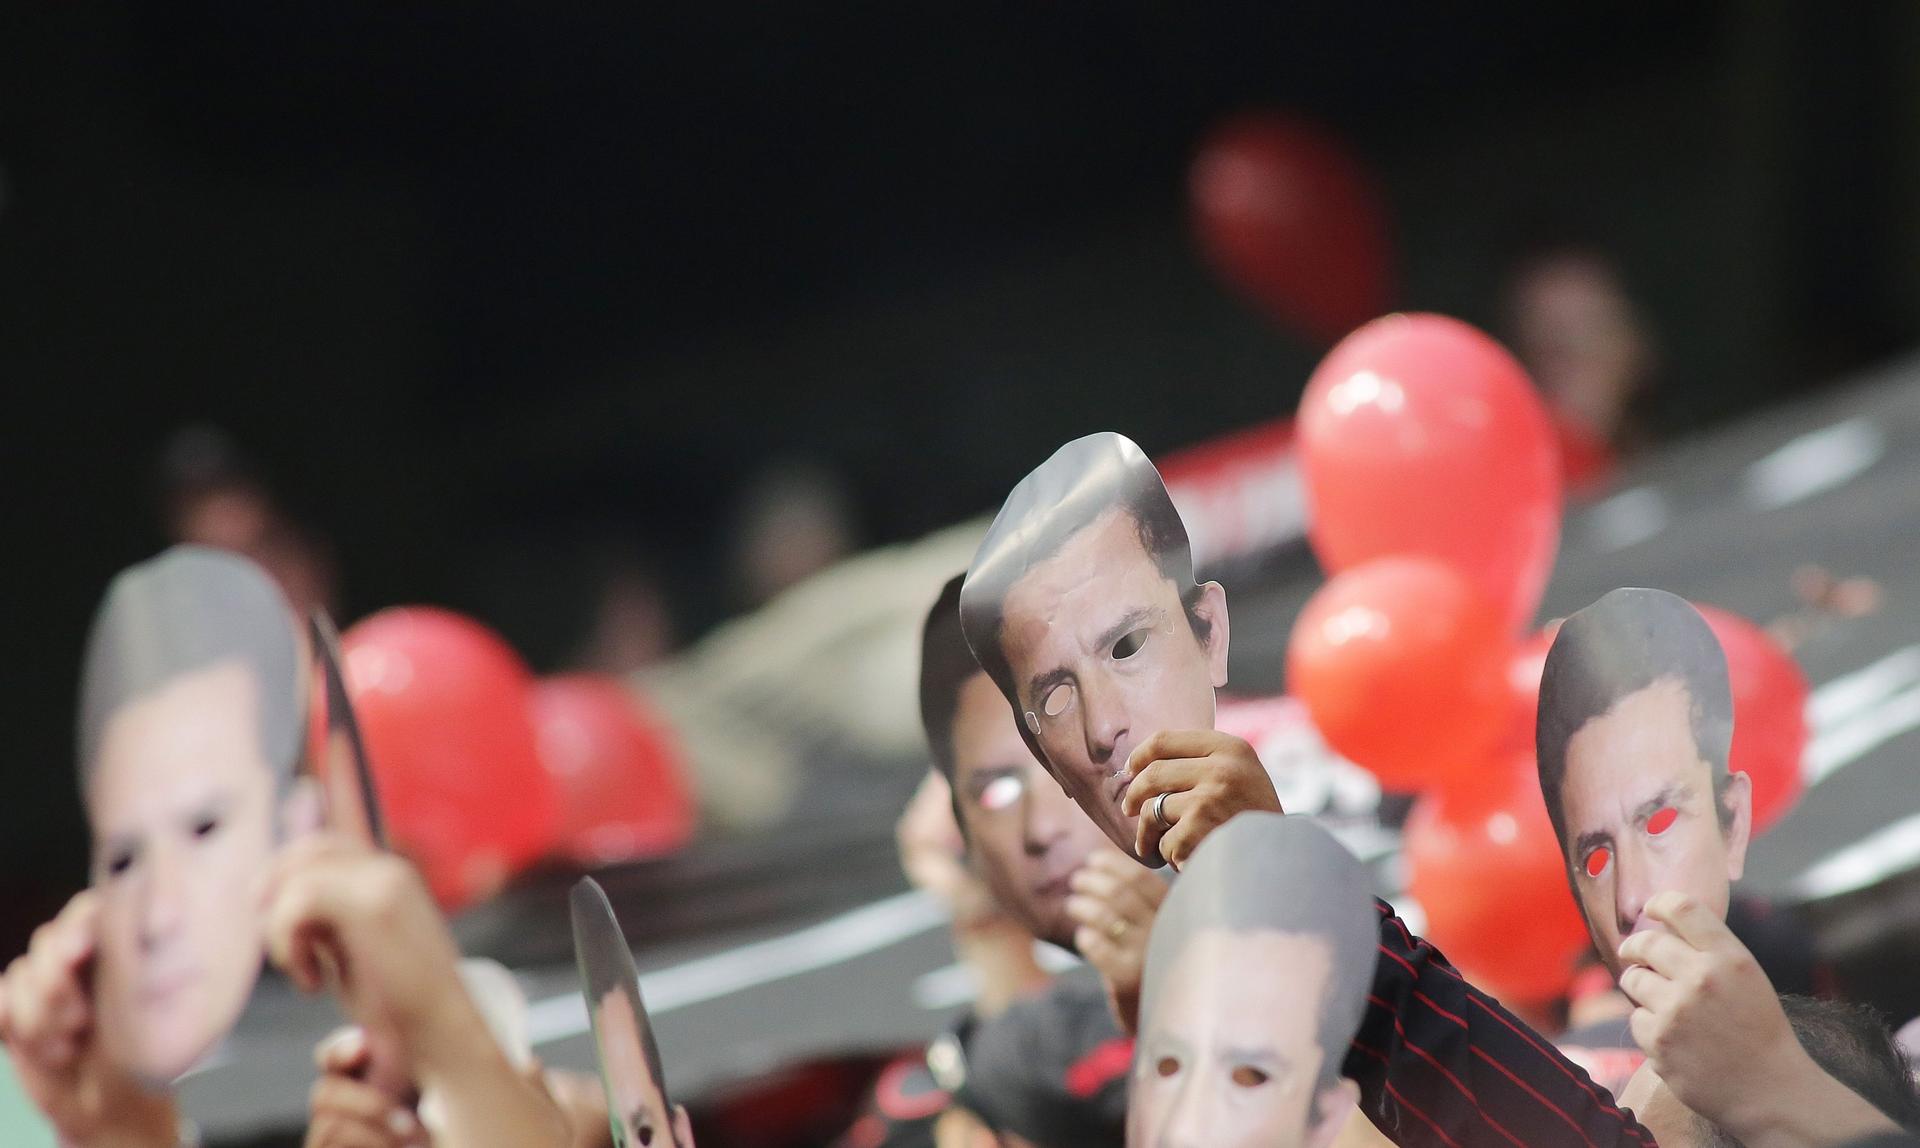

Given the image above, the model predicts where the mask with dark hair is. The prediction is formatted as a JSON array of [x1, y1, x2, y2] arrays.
[[1536, 587, 1734, 849], [960, 432, 1209, 727], [957, 433, 1230, 866]]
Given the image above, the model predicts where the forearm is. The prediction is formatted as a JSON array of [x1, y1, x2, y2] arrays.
[[1730, 1052, 1901, 1148], [1347, 899, 1655, 1148], [412, 993, 570, 1148]]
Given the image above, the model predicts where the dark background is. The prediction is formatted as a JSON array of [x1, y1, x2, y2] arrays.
[[3, 0, 1919, 955]]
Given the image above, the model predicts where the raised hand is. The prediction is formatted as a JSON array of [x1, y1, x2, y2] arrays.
[[0, 891, 177, 1146], [1120, 730, 1282, 869], [1065, 849, 1169, 1033], [1619, 892, 1898, 1148]]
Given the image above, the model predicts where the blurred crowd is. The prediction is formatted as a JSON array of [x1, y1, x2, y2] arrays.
[[4, 104, 1918, 1148]]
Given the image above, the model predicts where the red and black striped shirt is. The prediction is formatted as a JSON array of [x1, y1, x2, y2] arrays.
[[1346, 900, 1659, 1147]]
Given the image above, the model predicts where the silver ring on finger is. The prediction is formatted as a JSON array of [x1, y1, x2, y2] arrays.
[[1150, 791, 1172, 831]]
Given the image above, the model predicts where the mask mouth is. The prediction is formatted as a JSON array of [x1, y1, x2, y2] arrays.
[[138, 962, 201, 1009]]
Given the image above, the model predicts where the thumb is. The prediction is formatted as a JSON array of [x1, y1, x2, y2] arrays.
[[315, 1025, 370, 1075]]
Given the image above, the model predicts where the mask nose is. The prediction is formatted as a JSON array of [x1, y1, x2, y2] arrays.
[[1613, 842, 1654, 941], [138, 841, 187, 953], [1157, 1071, 1216, 1148], [1079, 675, 1129, 768]]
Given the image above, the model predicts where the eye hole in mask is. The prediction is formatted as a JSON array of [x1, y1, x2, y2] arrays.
[[1042, 681, 1074, 717], [978, 774, 1024, 812], [1584, 846, 1612, 879]]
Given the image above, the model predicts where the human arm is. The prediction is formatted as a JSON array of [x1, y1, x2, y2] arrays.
[[0, 892, 179, 1148], [262, 837, 571, 1148], [1620, 892, 1900, 1148], [1348, 899, 1658, 1148]]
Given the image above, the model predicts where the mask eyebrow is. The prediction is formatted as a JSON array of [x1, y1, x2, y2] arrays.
[[98, 831, 140, 860], [1629, 784, 1687, 826], [1092, 606, 1161, 655], [181, 791, 235, 820], [1573, 828, 1613, 862], [1221, 1046, 1292, 1079], [1145, 1030, 1194, 1062], [1023, 666, 1074, 711]]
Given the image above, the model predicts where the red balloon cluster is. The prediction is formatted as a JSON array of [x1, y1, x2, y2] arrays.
[[532, 674, 696, 866], [1190, 113, 1393, 345], [1285, 311, 1813, 999], [341, 608, 560, 910], [1285, 314, 1569, 997], [1288, 313, 1561, 801], [1297, 313, 1562, 631]]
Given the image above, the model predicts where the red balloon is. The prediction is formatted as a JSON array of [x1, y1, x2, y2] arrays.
[[1502, 622, 1562, 752], [1404, 754, 1591, 1004], [1190, 113, 1393, 344], [1287, 556, 1510, 792], [1694, 606, 1809, 835], [1299, 313, 1563, 631], [341, 608, 559, 910], [532, 674, 696, 866]]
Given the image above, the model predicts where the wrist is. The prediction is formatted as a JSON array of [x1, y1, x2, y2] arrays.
[[1732, 1044, 1895, 1148], [1730, 1039, 1816, 1144], [409, 985, 510, 1093]]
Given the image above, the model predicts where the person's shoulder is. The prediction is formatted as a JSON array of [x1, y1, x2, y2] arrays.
[[958, 975, 1131, 1148]]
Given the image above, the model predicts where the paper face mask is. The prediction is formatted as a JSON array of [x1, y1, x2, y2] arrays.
[[1535, 587, 1752, 975], [76, 546, 306, 1088], [959, 432, 1230, 865], [306, 610, 387, 849], [571, 878, 694, 1148], [1129, 813, 1375, 1148]]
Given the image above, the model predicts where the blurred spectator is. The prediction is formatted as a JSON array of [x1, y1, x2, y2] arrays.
[[574, 539, 678, 676], [159, 425, 337, 618], [728, 459, 860, 609], [1504, 248, 1658, 492]]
